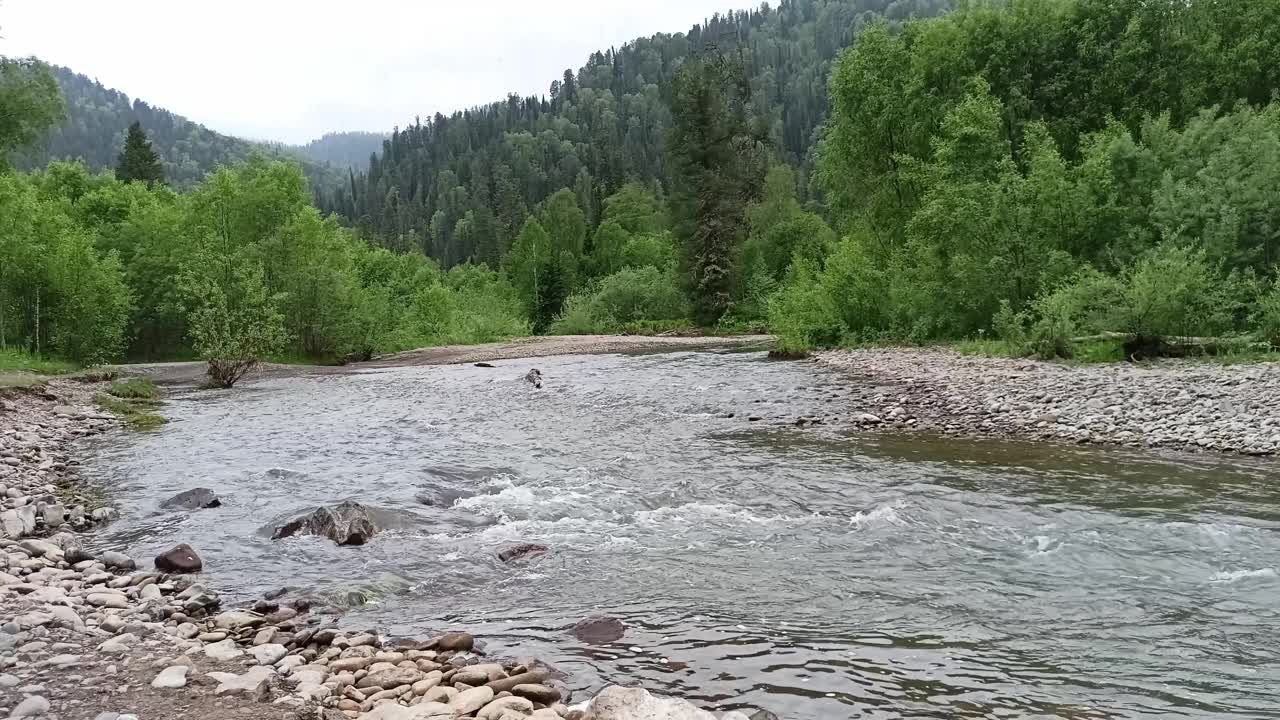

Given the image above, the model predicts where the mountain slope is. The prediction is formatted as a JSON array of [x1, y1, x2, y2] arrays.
[[295, 131, 387, 170], [327, 0, 950, 266], [16, 66, 342, 190]]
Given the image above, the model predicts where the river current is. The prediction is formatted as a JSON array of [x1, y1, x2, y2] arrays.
[[84, 350, 1280, 719]]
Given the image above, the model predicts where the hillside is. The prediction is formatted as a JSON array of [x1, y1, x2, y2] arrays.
[[15, 65, 343, 191], [325, 0, 951, 265], [295, 131, 387, 169]]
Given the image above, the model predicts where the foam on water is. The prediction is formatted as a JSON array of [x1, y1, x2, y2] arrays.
[[1208, 567, 1278, 584]]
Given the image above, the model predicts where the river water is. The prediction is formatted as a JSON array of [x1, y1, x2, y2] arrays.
[[84, 350, 1280, 719]]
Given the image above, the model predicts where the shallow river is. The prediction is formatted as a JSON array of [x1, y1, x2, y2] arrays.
[[85, 350, 1280, 719]]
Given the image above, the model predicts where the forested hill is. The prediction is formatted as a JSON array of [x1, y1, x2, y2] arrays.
[[324, 0, 950, 266], [295, 131, 388, 170], [15, 65, 344, 190]]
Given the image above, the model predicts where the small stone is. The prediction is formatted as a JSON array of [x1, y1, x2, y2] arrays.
[[204, 638, 245, 661], [86, 592, 129, 609], [214, 666, 275, 701], [251, 643, 288, 666], [253, 626, 278, 645], [450, 686, 495, 715], [431, 631, 473, 652], [512, 683, 561, 704], [9, 695, 51, 718], [99, 551, 135, 570], [151, 665, 189, 689]]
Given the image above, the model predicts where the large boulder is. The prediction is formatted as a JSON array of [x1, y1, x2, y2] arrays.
[[155, 543, 203, 573], [271, 501, 380, 546], [160, 488, 222, 510], [579, 686, 717, 720]]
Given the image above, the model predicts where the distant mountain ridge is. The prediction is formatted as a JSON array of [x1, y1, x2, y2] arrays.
[[14, 66, 377, 189]]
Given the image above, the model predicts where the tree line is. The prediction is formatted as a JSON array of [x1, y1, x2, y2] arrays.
[[6, 0, 1280, 382], [14, 65, 363, 191]]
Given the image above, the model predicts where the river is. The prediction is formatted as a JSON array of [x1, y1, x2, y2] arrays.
[[83, 350, 1280, 719]]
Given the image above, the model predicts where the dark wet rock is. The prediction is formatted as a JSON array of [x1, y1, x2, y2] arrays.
[[251, 599, 279, 614], [263, 587, 288, 600], [430, 631, 474, 652], [474, 362, 496, 368], [160, 487, 222, 510], [498, 543, 548, 563], [571, 615, 626, 644], [525, 368, 543, 388], [271, 500, 379, 546], [154, 543, 203, 573]]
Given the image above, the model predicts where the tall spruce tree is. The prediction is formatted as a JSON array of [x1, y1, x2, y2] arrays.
[[115, 121, 165, 185], [667, 51, 766, 324]]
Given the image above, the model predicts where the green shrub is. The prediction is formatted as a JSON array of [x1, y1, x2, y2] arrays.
[[1255, 274, 1280, 348], [549, 266, 689, 334], [767, 258, 839, 352]]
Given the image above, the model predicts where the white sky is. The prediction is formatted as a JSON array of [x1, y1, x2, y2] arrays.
[[0, 0, 736, 144]]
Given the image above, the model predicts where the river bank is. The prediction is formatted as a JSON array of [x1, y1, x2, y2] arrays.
[[816, 347, 1280, 455], [0, 381, 773, 720]]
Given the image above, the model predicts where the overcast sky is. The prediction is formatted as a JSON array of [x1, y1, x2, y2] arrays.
[[0, 0, 736, 144]]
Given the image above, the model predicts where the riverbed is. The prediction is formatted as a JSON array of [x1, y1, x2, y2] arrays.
[[84, 349, 1280, 719]]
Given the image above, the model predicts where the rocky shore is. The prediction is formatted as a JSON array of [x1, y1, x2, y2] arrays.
[[1, 380, 775, 720], [817, 347, 1280, 455]]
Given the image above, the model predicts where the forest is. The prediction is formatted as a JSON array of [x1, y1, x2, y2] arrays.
[[3, 0, 1280, 385], [13, 66, 374, 189]]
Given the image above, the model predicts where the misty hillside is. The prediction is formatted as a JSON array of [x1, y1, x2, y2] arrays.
[[15, 66, 344, 189]]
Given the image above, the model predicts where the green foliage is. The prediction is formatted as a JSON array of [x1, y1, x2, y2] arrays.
[[108, 377, 160, 400], [550, 266, 689, 335], [1259, 275, 1280, 348], [790, 0, 1280, 354], [115, 122, 164, 185], [183, 247, 288, 388], [767, 259, 840, 353], [0, 171, 132, 364], [0, 58, 64, 168]]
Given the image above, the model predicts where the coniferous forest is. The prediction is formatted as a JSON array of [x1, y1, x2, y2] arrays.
[[4, 0, 1280, 383]]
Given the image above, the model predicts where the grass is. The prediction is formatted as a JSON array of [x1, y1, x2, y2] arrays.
[[0, 348, 79, 374], [94, 379, 167, 430], [0, 349, 82, 389], [107, 377, 161, 400]]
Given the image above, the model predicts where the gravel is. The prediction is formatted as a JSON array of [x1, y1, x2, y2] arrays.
[[817, 347, 1280, 455]]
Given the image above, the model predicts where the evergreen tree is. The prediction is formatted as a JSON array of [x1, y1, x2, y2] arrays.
[[115, 121, 165, 185], [668, 51, 766, 324]]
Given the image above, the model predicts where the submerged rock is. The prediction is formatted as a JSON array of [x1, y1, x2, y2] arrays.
[[271, 500, 380, 546], [154, 543, 203, 573], [571, 615, 626, 644], [525, 368, 544, 388], [160, 487, 222, 510], [498, 543, 548, 563]]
